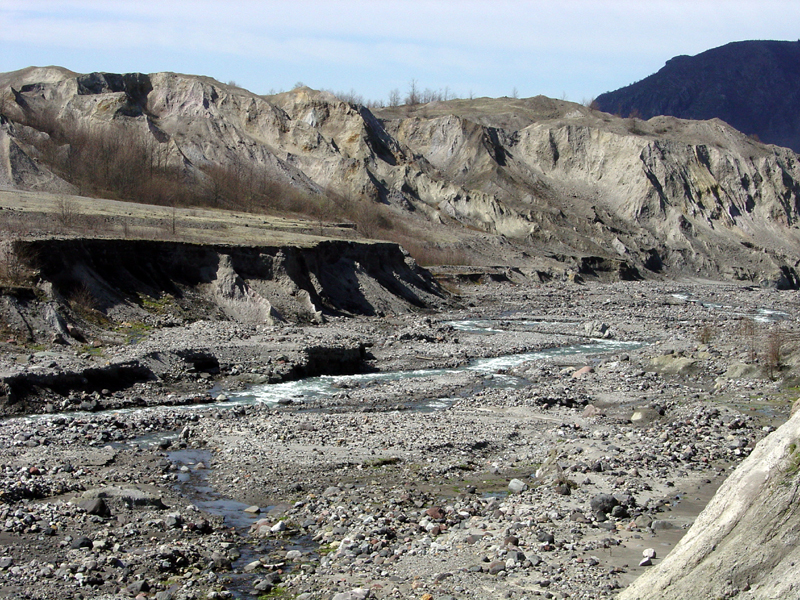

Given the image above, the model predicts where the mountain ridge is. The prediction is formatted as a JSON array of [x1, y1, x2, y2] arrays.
[[596, 40, 800, 152], [1, 66, 800, 287]]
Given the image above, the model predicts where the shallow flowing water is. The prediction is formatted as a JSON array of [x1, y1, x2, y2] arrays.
[[229, 337, 645, 408], [170, 449, 256, 528], [19, 320, 644, 423], [670, 293, 791, 322], [168, 448, 314, 599]]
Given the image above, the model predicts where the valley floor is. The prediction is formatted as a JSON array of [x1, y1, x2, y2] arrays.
[[0, 279, 796, 600]]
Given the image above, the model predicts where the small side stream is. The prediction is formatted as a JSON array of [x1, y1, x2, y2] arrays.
[[670, 293, 791, 323], [170, 449, 255, 530], [168, 448, 315, 599]]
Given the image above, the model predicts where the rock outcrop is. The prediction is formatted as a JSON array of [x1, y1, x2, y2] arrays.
[[0, 117, 74, 192], [2, 67, 800, 284], [13, 237, 440, 325], [619, 408, 800, 600]]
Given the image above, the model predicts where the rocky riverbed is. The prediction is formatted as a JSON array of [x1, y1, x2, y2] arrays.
[[0, 279, 797, 600]]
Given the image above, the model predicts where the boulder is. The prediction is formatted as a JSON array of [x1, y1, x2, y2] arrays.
[[572, 365, 594, 378], [535, 449, 565, 485], [75, 486, 167, 509], [722, 363, 763, 379], [590, 493, 618, 516], [508, 478, 528, 493], [649, 355, 698, 375], [630, 407, 662, 425], [78, 497, 110, 517], [582, 404, 603, 418], [332, 589, 370, 600], [584, 321, 612, 339]]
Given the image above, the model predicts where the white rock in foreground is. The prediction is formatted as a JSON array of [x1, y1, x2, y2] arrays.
[[619, 408, 800, 600]]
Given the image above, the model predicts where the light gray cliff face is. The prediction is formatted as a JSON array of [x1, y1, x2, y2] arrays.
[[2, 67, 800, 284], [618, 406, 800, 600]]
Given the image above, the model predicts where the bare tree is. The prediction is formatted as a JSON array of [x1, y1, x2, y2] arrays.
[[335, 88, 365, 105], [627, 109, 643, 135], [405, 79, 419, 105], [763, 327, 785, 379], [55, 195, 78, 228]]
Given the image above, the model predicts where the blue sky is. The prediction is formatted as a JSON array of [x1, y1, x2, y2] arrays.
[[2, 0, 798, 104]]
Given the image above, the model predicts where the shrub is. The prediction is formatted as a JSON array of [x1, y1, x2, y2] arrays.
[[55, 195, 79, 228], [697, 324, 715, 345], [68, 283, 96, 311], [763, 328, 785, 379], [739, 318, 757, 362]]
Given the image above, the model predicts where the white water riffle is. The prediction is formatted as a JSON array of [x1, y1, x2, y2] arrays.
[[444, 318, 571, 334], [670, 294, 791, 322], [231, 338, 645, 407]]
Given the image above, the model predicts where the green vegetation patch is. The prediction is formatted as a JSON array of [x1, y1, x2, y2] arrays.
[[259, 586, 295, 600], [785, 441, 800, 478], [367, 456, 402, 467], [80, 344, 104, 357], [116, 321, 152, 344], [137, 292, 176, 314]]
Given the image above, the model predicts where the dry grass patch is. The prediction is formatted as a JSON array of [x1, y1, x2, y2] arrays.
[[399, 241, 474, 267]]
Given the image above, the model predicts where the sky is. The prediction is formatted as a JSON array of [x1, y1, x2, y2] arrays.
[[2, 0, 799, 105]]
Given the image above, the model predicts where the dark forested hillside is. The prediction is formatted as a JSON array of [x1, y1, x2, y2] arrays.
[[596, 40, 800, 152]]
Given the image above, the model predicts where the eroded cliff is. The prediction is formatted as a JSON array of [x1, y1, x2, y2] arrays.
[[2, 67, 800, 284], [1, 237, 441, 339]]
